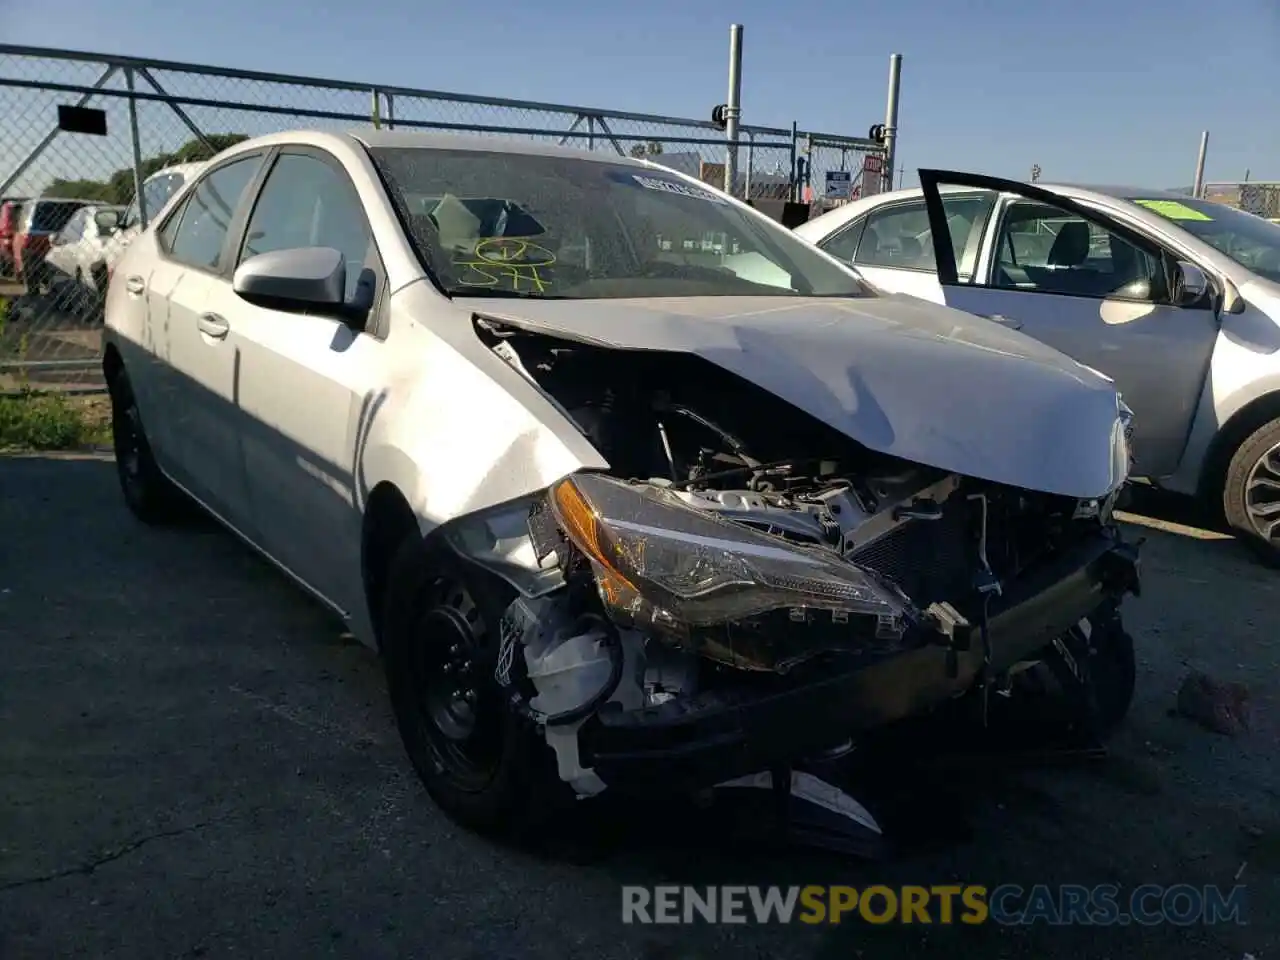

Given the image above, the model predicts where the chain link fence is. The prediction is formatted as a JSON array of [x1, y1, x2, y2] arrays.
[[1201, 182, 1280, 220], [0, 46, 885, 392]]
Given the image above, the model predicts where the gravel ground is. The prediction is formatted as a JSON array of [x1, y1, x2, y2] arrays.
[[1, 453, 1276, 959]]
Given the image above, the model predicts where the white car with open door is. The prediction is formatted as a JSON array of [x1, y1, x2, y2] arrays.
[[796, 171, 1280, 565]]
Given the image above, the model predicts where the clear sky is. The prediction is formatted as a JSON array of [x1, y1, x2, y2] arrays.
[[2, 0, 1276, 188]]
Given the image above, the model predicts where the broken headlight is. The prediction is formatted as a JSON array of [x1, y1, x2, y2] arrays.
[[547, 473, 910, 629]]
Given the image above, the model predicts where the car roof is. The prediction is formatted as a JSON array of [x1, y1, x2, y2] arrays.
[[148, 161, 207, 180], [849, 181, 1190, 206], [352, 128, 649, 164], [1042, 183, 1196, 202], [30, 197, 97, 205], [211, 127, 654, 169]]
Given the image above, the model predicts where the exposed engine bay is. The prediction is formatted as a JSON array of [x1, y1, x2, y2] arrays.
[[473, 319, 1140, 804]]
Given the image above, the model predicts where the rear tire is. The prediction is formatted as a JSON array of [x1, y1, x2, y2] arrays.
[[108, 368, 185, 524], [380, 536, 567, 836], [1222, 417, 1280, 567]]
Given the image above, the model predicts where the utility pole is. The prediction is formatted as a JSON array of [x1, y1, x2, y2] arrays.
[[1193, 131, 1209, 199], [724, 24, 743, 197], [881, 54, 902, 194]]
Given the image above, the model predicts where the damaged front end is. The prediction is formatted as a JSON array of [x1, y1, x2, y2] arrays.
[[459, 337, 1140, 810], [493, 463, 1139, 802]]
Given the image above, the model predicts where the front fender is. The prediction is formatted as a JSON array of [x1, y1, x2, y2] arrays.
[[1165, 371, 1280, 497], [356, 291, 609, 594]]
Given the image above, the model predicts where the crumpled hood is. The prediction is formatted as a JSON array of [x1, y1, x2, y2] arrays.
[[455, 292, 1131, 499]]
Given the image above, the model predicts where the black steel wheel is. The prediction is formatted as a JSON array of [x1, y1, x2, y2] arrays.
[[380, 537, 566, 835], [403, 577, 507, 789], [108, 368, 184, 524], [1223, 417, 1280, 567]]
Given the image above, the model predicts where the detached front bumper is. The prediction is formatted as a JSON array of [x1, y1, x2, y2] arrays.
[[578, 531, 1140, 793]]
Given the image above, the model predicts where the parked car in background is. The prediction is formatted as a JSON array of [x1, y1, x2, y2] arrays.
[[0, 197, 28, 277], [101, 131, 1141, 845], [102, 161, 206, 277], [43, 203, 126, 317], [795, 171, 1280, 564], [13, 197, 94, 293]]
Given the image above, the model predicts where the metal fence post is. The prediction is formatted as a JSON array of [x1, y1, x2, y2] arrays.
[[385, 92, 395, 129], [745, 130, 754, 200], [371, 88, 382, 129], [724, 23, 743, 197], [124, 67, 148, 227], [1193, 131, 1209, 199], [789, 121, 799, 201], [882, 53, 902, 194]]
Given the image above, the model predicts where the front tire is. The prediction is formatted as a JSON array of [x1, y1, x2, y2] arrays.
[[994, 603, 1136, 743], [108, 368, 185, 524], [1222, 417, 1280, 567], [380, 536, 566, 836]]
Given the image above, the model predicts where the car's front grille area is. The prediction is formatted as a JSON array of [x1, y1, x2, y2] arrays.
[[848, 504, 974, 607], [848, 485, 1069, 610]]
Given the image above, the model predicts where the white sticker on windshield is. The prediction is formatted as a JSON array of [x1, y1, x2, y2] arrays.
[[631, 174, 728, 205]]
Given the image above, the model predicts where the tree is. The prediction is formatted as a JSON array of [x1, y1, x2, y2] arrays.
[[628, 141, 665, 159], [43, 133, 249, 204]]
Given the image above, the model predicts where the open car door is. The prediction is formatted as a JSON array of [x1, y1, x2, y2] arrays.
[[918, 169, 1219, 480]]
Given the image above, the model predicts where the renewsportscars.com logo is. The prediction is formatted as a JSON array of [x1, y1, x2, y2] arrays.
[[621, 884, 1248, 926]]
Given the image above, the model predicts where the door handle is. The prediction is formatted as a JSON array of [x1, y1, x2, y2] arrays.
[[125, 275, 145, 296], [982, 313, 1023, 330], [197, 312, 230, 339]]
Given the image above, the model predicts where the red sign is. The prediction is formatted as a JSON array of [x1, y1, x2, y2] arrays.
[[862, 154, 884, 174]]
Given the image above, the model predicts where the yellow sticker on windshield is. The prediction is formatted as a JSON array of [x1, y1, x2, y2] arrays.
[[1134, 199, 1213, 221]]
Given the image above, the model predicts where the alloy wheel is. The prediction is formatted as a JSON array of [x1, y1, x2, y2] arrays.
[[1244, 441, 1280, 544]]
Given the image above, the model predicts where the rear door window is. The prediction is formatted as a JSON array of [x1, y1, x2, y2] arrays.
[[852, 194, 995, 280]]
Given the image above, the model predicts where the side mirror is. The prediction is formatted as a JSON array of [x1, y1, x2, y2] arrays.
[[94, 209, 120, 234], [233, 246, 347, 311], [1112, 277, 1152, 300], [1173, 260, 1210, 307], [1221, 277, 1246, 315]]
